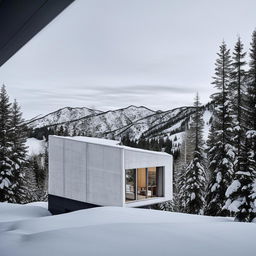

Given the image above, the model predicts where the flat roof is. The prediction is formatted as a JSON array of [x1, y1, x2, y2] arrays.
[[53, 136, 171, 157]]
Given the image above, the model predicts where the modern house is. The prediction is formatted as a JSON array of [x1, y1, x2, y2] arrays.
[[48, 135, 173, 214]]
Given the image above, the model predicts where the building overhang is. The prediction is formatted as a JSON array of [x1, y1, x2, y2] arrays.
[[0, 0, 75, 67]]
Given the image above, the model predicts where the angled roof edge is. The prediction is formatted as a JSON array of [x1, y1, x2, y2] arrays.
[[0, 0, 75, 67], [51, 135, 171, 157]]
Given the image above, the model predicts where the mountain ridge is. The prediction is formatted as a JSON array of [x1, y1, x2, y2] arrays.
[[28, 104, 213, 142]]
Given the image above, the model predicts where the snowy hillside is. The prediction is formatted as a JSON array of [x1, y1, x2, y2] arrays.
[[26, 104, 214, 157], [0, 203, 255, 256], [27, 105, 204, 142], [25, 138, 46, 156], [27, 106, 102, 129]]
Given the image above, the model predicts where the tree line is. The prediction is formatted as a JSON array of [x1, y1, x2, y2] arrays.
[[164, 31, 256, 222], [0, 85, 47, 203]]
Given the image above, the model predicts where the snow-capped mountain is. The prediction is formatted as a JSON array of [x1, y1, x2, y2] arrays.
[[27, 106, 102, 128], [27, 104, 213, 147]]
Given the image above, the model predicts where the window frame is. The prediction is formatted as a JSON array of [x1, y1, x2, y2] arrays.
[[125, 166, 164, 202]]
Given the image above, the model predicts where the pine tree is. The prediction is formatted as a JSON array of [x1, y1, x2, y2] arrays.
[[176, 165, 188, 212], [26, 155, 48, 202], [205, 42, 235, 216], [224, 37, 255, 221], [174, 125, 191, 211], [0, 85, 15, 202], [8, 99, 28, 203], [247, 30, 256, 222], [164, 138, 172, 154], [23, 162, 38, 203], [57, 126, 65, 136], [42, 144, 48, 201], [230, 37, 247, 167], [180, 93, 206, 214], [231, 30, 256, 222]]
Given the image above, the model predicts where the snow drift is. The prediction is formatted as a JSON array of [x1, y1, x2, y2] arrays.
[[0, 203, 256, 256]]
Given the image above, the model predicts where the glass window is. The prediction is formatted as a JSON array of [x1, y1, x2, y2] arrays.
[[147, 167, 157, 197], [137, 168, 147, 200], [125, 166, 164, 202], [125, 169, 136, 201], [156, 167, 164, 197]]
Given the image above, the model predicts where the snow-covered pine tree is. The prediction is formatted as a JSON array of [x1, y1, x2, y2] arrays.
[[42, 144, 48, 201], [176, 165, 188, 212], [230, 37, 247, 169], [25, 155, 45, 201], [174, 124, 191, 212], [235, 30, 256, 222], [9, 99, 28, 203], [0, 85, 15, 202], [205, 42, 235, 216], [22, 161, 38, 203], [181, 93, 206, 214], [224, 38, 254, 221]]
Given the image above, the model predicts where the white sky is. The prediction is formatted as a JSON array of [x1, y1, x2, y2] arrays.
[[0, 0, 256, 119]]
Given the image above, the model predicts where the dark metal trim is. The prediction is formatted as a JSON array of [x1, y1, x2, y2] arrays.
[[0, 0, 75, 67]]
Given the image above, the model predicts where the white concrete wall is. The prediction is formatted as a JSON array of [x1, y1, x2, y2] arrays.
[[49, 136, 172, 208], [63, 139, 87, 202], [49, 136, 87, 202], [124, 148, 173, 206], [49, 136, 123, 206], [86, 144, 123, 206], [49, 136, 65, 197]]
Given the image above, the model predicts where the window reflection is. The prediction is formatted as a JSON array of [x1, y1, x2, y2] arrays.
[[125, 169, 136, 201]]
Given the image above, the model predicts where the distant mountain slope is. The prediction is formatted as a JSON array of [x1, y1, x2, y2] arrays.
[[27, 106, 102, 129], [27, 104, 213, 149]]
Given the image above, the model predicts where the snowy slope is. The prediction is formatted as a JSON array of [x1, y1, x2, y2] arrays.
[[27, 105, 198, 140], [0, 203, 255, 256], [25, 138, 46, 156], [0, 203, 50, 222], [27, 106, 102, 129], [26, 104, 213, 155]]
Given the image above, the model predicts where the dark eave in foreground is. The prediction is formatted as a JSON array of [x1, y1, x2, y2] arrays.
[[0, 0, 75, 67]]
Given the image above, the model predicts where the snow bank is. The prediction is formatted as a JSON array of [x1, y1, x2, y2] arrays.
[[25, 202, 48, 209], [0, 203, 50, 223], [0, 205, 256, 256]]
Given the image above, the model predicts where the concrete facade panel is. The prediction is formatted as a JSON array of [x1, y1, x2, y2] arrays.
[[87, 144, 123, 206], [48, 136, 64, 196], [64, 140, 87, 202]]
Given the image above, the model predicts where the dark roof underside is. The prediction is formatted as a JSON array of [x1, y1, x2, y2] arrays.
[[0, 0, 75, 67]]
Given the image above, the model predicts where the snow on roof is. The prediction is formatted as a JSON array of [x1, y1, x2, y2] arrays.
[[64, 136, 120, 146], [54, 136, 170, 156]]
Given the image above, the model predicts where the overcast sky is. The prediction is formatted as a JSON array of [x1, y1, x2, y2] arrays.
[[0, 0, 256, 119]]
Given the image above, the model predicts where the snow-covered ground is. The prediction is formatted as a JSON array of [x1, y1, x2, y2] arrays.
[[0, 203, 255, 256], [0, 203, 50, 223]]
